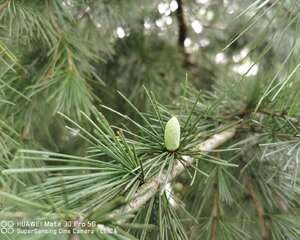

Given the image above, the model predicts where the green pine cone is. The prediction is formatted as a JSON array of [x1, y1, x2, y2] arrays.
[[164, 116, 180, 151]]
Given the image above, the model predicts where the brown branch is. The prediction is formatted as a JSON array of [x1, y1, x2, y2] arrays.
[[175, 0, 187, 50], [245, 175, 269, 240], [222, 108, 300, 129], [238, 108, 288, 118], [175, 0, 193, 66], [211, 183, 219, 240]]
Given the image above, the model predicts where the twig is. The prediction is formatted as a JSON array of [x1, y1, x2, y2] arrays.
[[245, 175, 269, 240], [211, 184, 219, 240]]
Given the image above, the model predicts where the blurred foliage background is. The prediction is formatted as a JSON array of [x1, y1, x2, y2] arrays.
[[1, 0, 299, 153]]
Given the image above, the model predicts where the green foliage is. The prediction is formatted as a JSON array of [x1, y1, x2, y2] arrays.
[[1, 0, 300, 239]]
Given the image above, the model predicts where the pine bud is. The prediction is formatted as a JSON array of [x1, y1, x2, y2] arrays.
[[164, 116, 180, 151]]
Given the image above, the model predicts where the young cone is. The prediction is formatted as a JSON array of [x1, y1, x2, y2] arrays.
[[164, 116, 181, 151]]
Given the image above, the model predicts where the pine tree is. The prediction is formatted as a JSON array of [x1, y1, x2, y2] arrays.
[[0, 0, 300, 240]]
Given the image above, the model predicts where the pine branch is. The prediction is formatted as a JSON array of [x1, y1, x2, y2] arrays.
[[175, 0, 192, 66], [211, 183, 219, 240], [96, 128, 236, 229], [175, 0, 187, 50], [245, 175, 269, 240]]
